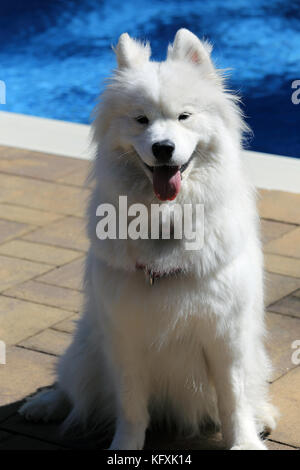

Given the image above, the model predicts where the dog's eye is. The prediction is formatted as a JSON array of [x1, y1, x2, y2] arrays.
[[135, 115, 149, 125], [178, 113, 191, 121]]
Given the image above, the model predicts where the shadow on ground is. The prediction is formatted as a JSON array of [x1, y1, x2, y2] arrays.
[[0, 394, 225, 450]]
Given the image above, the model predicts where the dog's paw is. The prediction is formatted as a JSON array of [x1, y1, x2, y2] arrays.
[[231, 440, 267, 450], [19, 388, 68, 423], [257, 403, 279, 436], [108, 436, 144, 451], [108, 430, 145, 450]]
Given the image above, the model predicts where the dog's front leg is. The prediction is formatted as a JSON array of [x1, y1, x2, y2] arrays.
[[204, 330, 267, 450], [108, 341, 149, 450]]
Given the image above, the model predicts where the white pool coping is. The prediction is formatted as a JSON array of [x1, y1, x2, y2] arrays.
[[0, 111, 299, 193]]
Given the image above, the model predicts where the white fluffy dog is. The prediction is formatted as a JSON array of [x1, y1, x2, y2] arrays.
[[19, 29, 277, 450]]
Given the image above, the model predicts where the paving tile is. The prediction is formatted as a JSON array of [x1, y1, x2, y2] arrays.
[[266, 312, 300, 381], [0, 219, 34, 244], [270, 367, 300, 448], [23, 216, 89, 252], [0, 346, 56, 406], [258, 189, 300, 224], [266, 440, 297, 450], [0, 145, 88, 181], [264, 253, 300, 278], [264, 227, 300, 259], [153, 434, 294, 451], [0, 203, 63, 226], [19, 329, 72, 357], [264, 272, 300, 306], [4, 281, 83, 312], [267, 295, 300, 319], [36, 258, 84, 291], [2, 409, 223, 450], [0, 239, 82, 266], [52, 315, 78, 334], [0, 255, 52, 293], [0, 401, 20, 424], [260, 219, 296, 245], [0, 296, 71, 345], [294, 289, 300, 299], [145, 425, 226, 450], [0, 430, 11, 442], [0, 175, 24, 203], [1, 416, 294, 451], [57, 163, 92, 187], [1, 412, 110, 449], [0, 150, 298, 451], [0, 434, 61, 450], [0, 173, 90, 217]]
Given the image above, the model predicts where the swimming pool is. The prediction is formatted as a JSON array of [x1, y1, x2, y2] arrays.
[[1, 0, 299, 157]]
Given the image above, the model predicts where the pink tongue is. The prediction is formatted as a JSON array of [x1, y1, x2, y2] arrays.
[[153, 166, 181, 201]]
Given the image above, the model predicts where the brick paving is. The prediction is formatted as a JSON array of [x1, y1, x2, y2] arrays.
[[0, 145, 299, 450]]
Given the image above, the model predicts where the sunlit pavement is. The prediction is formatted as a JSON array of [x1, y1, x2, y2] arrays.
[[0, 145, 299, 450]]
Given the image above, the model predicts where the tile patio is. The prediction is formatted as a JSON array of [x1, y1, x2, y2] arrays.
[[0, 145, 299, 450]]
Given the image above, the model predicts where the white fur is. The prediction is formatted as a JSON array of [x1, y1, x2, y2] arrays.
[[19, 29, 277, 450]]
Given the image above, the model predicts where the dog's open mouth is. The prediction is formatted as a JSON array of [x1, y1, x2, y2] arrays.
[[144, 156, 193, 201]]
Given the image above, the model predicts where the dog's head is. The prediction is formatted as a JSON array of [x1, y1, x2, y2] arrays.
[[94, 29, 246, 202]]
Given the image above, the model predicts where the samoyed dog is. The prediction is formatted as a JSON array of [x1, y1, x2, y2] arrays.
[[19, 29, 278, 450]]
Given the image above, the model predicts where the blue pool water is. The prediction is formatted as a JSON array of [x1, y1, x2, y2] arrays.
[[1, 0, 299, 157]]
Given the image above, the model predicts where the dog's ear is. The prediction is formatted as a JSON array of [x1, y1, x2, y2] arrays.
[[115, 33, 151, 69], [168, 29, 213, 67]]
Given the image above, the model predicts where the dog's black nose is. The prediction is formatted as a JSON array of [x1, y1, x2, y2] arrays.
[[152, 140, 175, 162]]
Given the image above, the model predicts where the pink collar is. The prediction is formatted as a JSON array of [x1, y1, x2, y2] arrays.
[[136, 262, 183, 286]]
